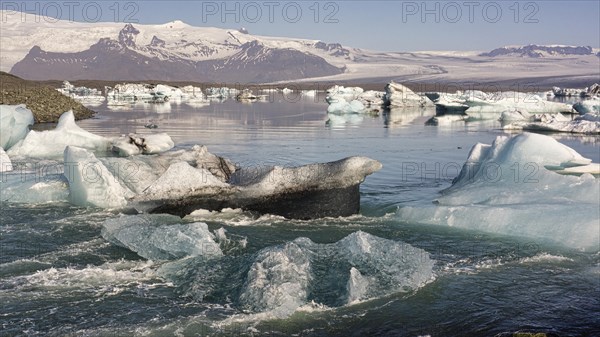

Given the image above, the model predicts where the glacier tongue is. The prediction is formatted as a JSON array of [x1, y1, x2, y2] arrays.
[[398, 133, 600, 250]]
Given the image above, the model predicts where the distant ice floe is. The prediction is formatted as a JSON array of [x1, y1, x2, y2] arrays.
[[384, 82, 434, 109], [432, 90, 574, 121], [504, 113, 600, 134], [398, 133, 600, 250]]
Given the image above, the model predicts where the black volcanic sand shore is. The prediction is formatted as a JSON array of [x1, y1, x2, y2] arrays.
[[0, 72, 95, 123]]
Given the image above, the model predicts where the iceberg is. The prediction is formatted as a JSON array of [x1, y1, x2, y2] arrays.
[[397, 133, 600, 250], [504, 113, 600, 134], [8, 111, 111, 159], [111, 133, 175, 156], [0, 147, 13, 172], [573, 98, 600, 114], [237, 231, 434, 316], [434, 91, 573, 119], [64, 146, 131, 208], [327, 100, 365, 114], [101, 214, 223, 260], [142, 156, 382, 219], [0, 104, 34, 150], [61, 143, 381, 219], [383, 82, 434, 108], [499, 109, 531, 121], [326, 86, 385, 113]]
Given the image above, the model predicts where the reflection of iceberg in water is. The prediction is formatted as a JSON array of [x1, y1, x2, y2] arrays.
[[397, 133, 600, 250], [326, 113, 364, 128], [383, 107, 434, 127]]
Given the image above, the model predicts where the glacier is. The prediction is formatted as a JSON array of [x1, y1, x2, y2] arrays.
[[0, 104, 34, 150], [397, 133, 600, 250]]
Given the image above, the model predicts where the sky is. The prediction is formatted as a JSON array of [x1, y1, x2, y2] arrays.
[[3, 0, 599, 51]]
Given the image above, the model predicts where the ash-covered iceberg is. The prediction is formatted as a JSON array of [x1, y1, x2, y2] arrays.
[[60, 144, 381, 218], [0, 104, 34, 150], [397, 133, 599, 250], [111, 133, 175, 156]]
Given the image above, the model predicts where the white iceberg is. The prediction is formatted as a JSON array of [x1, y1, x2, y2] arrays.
[[327, 100, 365, 114], [0, 104, 34, 150], [437, 91, 573, 119], [397, 133, 600, 250], [504, 113, 600, 134], [499, 109, 531, 121], [111, 133, 175, 156], [8, 111, 111, 159], [64, 146, 131, 208], [384, 82, 434, 108], [0, 147, 13, 172], [325, 86, 385, 113]]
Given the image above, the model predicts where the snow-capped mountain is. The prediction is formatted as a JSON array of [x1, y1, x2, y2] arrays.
[[1, 11, 599, 84], [10, 23, 345, 82], [480, 45, 596, 58]]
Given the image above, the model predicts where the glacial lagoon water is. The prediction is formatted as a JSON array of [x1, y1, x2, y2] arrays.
[[2, 93, 599, 336]]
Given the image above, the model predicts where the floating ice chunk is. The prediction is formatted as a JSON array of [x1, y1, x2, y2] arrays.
[[281, 88, 293, 94], [239, 239, 312, 318], [327, 100, 365, 114], [384, 82, 434, 108], [302, 90, 317, 97], [0, 147, 13, 172], [425, 114, 467, 125], [8, 111, 111, 159], [573, 98, 600, 114], [397, 133, 600, 250], [1, 172, 69, 203], [142, 161, 229, 200], [504, 113, 600, 134], [237, 231, 434, 317], [237, 156, 382, 197], [335, 231, 434, 303], [0, 104, 34, 150], [346, 267, 370, 304], [499, 109, 531, 121], [326, 113, 364, 127], [64, 146, 131, 208], [101, 214, 223, 260], [111, 133, 175, 156]]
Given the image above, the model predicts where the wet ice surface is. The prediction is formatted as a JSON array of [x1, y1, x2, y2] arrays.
[[1, 94, 599, 336]]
